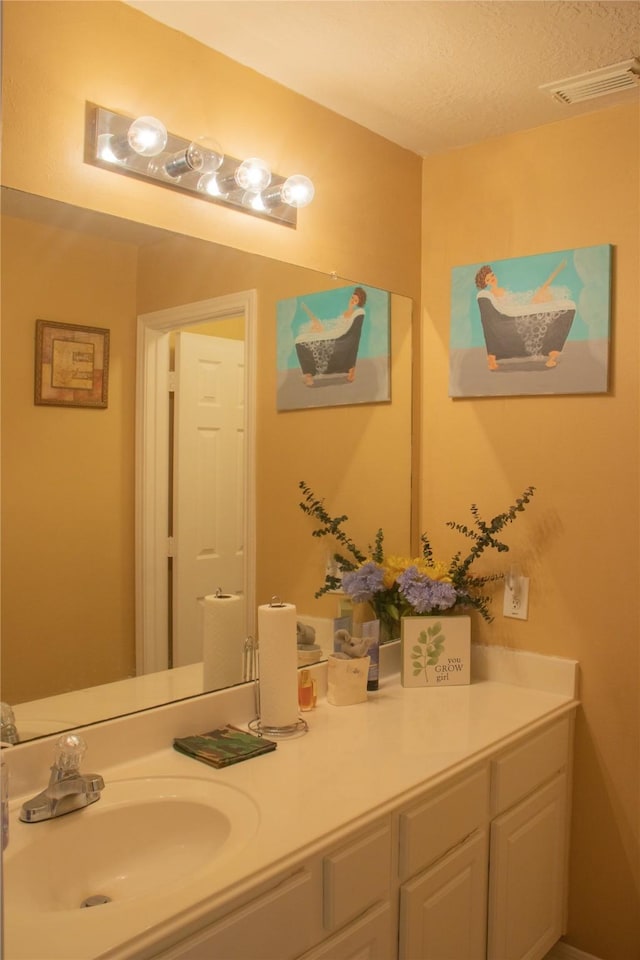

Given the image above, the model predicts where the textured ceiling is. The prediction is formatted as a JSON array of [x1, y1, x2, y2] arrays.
[[123, 0, 640, 156]]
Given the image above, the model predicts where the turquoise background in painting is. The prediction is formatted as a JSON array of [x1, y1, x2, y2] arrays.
[[277, 284, 390, 371], [450, 245, 611, 350]]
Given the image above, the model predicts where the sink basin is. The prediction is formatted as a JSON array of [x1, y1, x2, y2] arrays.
[[5, 775, 260, 913]]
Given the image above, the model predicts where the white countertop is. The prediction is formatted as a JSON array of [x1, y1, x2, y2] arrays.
[[3, 649, 579, 960]]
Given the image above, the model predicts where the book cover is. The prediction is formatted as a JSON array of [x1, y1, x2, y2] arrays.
[[173, 724, 277, 768]]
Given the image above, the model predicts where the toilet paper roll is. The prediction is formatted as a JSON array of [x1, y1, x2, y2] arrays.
[[202, 593, 245, 692], [258, 602, 299, 729]]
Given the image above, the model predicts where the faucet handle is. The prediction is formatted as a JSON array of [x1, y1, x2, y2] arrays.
[[1, 703, 19, 745], [54, 734, 88, 773]]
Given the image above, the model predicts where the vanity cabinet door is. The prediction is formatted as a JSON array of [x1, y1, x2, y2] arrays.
[[154, 866, 321, 960], [398, 829, 488, 960], [487, 773, 568, 960], [323, 821, 393, 932], [299, 903, 395, 960]]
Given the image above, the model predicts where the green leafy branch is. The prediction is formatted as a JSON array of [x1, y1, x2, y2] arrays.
[[299, 480, 536, 619], [299, 481, 377, 597], [441, 485, 535, 622], [446, 486, 536, 579], [411, 622, 446, 681]]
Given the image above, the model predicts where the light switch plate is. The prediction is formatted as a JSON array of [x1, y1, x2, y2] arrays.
[[503, 577, 529, 620]]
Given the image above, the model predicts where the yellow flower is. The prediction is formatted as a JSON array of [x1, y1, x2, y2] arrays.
[[380, 555, 412, 588], [379, 555, 452, 587], [421, 560, 452, 583]]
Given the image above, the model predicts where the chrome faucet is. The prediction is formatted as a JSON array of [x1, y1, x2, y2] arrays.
[[1, 702, 19, 745], [19, 734, 104, 823]]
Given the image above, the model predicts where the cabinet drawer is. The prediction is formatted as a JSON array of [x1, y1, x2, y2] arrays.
[[398, 766, 489, 881], [323, 822, 392, 931], [300, 903, 394, 960], [491, 718, 570, 816], [155, 868, 319, 960]]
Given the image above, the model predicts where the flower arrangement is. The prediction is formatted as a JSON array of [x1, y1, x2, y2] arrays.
[[299, 481, 536, 634]]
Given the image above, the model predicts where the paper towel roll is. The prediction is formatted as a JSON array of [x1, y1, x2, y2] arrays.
[[258, 601, 299, 729], [202, 593, 245, 692]]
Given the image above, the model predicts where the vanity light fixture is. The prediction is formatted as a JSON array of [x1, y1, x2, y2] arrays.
[[85, 104, 314, 227]]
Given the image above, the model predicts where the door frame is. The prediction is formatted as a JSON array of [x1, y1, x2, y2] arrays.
[[135, 290, 257, 675]]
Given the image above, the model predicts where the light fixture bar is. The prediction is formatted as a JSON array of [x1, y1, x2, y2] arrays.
[[84, 104, 303, 227]]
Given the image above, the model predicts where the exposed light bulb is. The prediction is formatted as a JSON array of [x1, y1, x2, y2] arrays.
[[97, 133, 127, 164], [281, 174, 315, 209], [241, 191, 267, 212], [127, 116, 167, 157], [163, 136, 224, 180], [234, 157, 271, 193], [146, 153, 177, 181], [163, 142, 205, 180], [197, 137, 224, 174], [197, 172, 226, 198]]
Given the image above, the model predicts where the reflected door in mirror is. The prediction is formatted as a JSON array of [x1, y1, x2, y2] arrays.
[[173, 331, 246, 666]]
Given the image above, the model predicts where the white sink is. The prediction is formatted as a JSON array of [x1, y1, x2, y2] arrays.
[[5, 775, 260, 914]]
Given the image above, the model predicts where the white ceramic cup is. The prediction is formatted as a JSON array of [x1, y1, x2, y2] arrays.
[[327, 655, 370, 706]]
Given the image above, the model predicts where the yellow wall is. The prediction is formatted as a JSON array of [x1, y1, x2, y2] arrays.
[[421, 104, 639, 958], [1, 215, 138, 700], [1, 0, 421, 299]]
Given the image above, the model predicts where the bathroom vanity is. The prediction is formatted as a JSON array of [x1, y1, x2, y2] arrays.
[[3, 646, 578, 960]]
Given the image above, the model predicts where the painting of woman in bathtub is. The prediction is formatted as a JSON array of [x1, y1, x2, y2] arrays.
[[276, 284, 390, 411], [449, 245, 611, 397]]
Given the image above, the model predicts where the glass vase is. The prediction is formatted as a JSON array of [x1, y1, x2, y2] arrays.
[[375, 605, 401, 644]]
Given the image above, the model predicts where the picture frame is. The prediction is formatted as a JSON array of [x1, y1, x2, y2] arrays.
[[401, 616, 471, 688], [34, 319, 110, 408], [449, 244, 612, 398], [276, 283, 391, 411]]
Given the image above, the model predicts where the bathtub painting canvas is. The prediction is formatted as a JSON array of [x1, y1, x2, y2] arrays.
[[276, 284, 390, 410], [449, 245, 611, 397]]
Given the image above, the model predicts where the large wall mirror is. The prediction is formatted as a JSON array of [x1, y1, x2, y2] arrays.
[[1, 186, 413, 744]]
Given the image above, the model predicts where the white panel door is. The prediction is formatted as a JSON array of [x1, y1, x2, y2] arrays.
[[487, 773, 567, 960], [399, 830, 488, 960], [173, 331, 245, 666]]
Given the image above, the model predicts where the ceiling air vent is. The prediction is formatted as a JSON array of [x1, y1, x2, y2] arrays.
[[540, 58, 640, 105]]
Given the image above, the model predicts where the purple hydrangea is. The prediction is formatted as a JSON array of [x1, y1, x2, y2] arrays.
[[397, 566, 458, 613], [342, 562, 386, 603]]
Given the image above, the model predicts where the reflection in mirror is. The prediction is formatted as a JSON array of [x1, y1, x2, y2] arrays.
[[1, 187, 413, 743], [136, 287, 256, 681]]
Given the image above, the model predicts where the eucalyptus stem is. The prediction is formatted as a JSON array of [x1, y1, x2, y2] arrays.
[[299, 480, 536, 621]]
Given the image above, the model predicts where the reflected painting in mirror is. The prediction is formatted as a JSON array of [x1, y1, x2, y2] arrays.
[[1, 187, 413, 742]]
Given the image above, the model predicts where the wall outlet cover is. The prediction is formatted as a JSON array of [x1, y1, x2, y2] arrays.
[[503, 577, 529, 620]]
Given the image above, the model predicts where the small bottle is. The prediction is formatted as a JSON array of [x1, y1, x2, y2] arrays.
[[367, 654, 379, 692], [298, 670, 315, 711]]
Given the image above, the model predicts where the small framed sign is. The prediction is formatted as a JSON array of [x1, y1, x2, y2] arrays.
[[35, 319, 110, 408], [401, 616, 471, 687]]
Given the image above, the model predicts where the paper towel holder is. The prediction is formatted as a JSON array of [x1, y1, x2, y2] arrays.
[[243, 636, 257, 682], [248, 637, 309, 740]]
